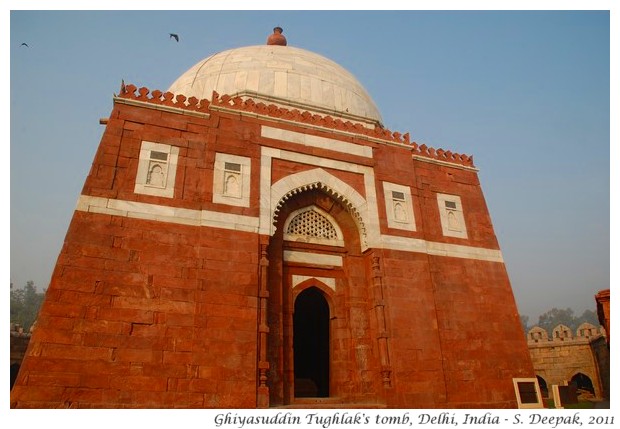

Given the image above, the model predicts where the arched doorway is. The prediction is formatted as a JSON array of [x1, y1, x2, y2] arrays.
[[570, 372, 595, 396], [266, 185, 377, 407], [294, 287, 330, 397]]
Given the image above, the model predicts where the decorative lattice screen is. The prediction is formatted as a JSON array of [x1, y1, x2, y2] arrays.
[[286, 209, 338, 240]]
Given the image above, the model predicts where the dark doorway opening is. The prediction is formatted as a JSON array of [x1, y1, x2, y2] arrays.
[[570, 372, 595, 396], [294, 287, 329, 397]]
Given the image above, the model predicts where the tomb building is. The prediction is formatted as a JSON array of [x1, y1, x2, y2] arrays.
[[11, 29, 535, 408]]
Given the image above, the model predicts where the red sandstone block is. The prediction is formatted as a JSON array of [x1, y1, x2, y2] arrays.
[[202, 315, 232, 330], [154, 276, 197, 290], [54, 268, 101, 293], [10, 400, 65, 409], [128, 324, 167, 338], [57, 254, 107, 272], [158, 330, 194, 352], [174, 392, 206, 408], [40, 301, 85, 319], [191, 350, 219, 367], [187, 123, 211, 135], [143, 263, 186, 279], [163, 326, 194, 341], [27, 372, 81, 387], [187, 378, 218, 394], [198, 366, 216, 379], [142, 363, 187, 378], [165, 312, 195, 327], [33, 328, 81, 346], [112, 296, 193, 313], [196, 272, 256, 293], [98, 152, 118, 168], [154, 115, 190, 132], [119, 104, 163, 123], [100, 334, 161, 351], [198, 303, 256, 322], [97, 307, 154, 324], [116, 155, 133, 169], [142, 228, 190, 245], [11, 385, 65, 402], [55, 290, 112, 308], [35, 315, 76, 331], [103, 257, 143, 273], [95, 281, 151, 299], [61, 387, 105, 405], [132, 390, 182, 407], [163, 351, 194, 365], [217, 380, 255, 395], [142, 126, 182, 142], [160, 286, 196, 303], [79, 374, 111, 389], [109, 375, 167, 392], [42, 344, 112, 361], [19, 357, 74, 374], [115, 348, 156, 362], [196, 291, 252, 306], [122, 120, 144, 131]]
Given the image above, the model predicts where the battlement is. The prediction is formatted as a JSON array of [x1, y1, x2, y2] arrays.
[[115, 82, 475, 168], [117, 82, 211, 113], [527, 323, 605, 344]]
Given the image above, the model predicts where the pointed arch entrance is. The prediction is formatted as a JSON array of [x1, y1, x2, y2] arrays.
[[570, 372, 595, 396], [265, 184, 383, 407], [293, 287, 330, 398]]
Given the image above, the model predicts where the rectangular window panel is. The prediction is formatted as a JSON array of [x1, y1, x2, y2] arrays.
[[150, 151, 168, 161], [224, 162, 242, 172], [392, 191, 405, 201]]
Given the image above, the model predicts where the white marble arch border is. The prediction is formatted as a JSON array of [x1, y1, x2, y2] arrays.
[[291, 275, 336, 292], [259, 147, 379, 251]]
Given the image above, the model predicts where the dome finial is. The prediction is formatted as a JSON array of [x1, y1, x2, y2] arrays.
[[267, 27, 287, 46]]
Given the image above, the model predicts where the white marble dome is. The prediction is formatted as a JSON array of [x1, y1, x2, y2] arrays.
[[167, 45, 382, 124]]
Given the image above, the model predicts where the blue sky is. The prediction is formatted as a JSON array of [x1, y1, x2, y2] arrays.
[[7, 6, 613, 324]]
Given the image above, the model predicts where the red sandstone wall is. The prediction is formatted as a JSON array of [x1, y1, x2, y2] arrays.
[[11, 211, 260, 408], [373, 143, 532, 408], [377, 249, 446, 407], [11, 101, 263, 408], [428, 256, 532, 407]]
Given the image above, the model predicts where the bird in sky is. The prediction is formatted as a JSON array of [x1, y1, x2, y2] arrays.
[[169, 33, 179, 42], [20, 42, 29, 47]]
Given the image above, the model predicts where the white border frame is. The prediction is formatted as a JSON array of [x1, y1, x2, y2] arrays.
[[383, 181, 416, 231], [134, 141, 180, 199], [213, 152, 251, 207]]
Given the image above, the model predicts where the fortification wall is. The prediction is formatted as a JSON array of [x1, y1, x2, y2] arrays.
[[527, 323, 607, 399]]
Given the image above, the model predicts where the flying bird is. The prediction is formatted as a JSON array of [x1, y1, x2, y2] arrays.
[[169, 33, 179, 42], [20, 42, 29, 47]]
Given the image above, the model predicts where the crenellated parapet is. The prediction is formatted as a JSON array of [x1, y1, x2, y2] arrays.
[[211, 92, 475, 168], [211, 91, 411, 144], [527, 323, 606, 344], [116, 82, 211, 113], [412, 144, 475, 168], [114, 82, 475, 168]]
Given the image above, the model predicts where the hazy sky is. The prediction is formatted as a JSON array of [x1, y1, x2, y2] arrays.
[[8, 6, 613, 323]]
